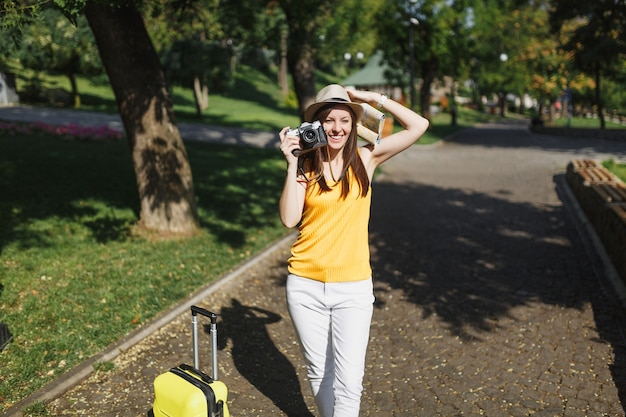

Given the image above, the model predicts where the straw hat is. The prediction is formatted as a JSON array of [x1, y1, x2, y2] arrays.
[[303, 84, 364, 122]]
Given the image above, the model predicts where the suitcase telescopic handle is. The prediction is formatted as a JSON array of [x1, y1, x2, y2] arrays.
[[190, 305, 219, 380]]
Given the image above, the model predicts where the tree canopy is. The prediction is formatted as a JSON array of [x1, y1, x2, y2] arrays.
[[1, 0, 625, 236], [549, 0, 626, 127]]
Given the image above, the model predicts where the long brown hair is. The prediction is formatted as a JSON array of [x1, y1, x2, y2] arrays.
[[298, 104, 370, 198]]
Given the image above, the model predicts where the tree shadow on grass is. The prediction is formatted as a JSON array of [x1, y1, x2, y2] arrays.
[[0, 136, 285, 253], [0, 135, 139, 251], [187, 141, 285, 248], [0, 283, 12, 351]]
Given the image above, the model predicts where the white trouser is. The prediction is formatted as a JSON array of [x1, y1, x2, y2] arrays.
[[286, 274, 374, 417]]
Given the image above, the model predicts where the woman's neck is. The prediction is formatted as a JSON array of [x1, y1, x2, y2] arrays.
[[324, 149, 345, 183], [324, 146, 342, 162]]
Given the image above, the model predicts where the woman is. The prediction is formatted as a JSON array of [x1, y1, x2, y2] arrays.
[[278, 84, 429, 417]]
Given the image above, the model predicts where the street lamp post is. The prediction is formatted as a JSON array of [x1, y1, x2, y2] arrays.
[[499, 53, 508, 117], [344, 51, 364, 66], [407, 0, 419, 111], [409, 19, 416, 111]]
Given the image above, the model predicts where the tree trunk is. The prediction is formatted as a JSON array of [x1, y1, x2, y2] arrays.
[[279, 26, 289, 97], [499, 91, 507, 117], [419, 65, 437, 121], [68, 73, 80, 108], [519, 90, 527, 115], [287, 41, 316, 121], [279, 1, 317, 121], [193, 76, 209, 116], [84, 2, 199, 235], [548, 100, 556, 122], [450, 81, 457, 127], [595, 65, 606, 130]]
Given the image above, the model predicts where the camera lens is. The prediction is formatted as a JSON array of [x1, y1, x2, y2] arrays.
[[303, 130, 316, 142]]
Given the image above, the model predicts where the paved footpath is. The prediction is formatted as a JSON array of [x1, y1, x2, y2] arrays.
[[3, 107, 626, 416]]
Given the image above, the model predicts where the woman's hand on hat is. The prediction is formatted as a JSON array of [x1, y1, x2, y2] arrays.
[[346, 89, 379, 106], [279, 126, 300, 163]]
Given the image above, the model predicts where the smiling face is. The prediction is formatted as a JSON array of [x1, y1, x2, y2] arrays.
[[322, 105, 354, 152]]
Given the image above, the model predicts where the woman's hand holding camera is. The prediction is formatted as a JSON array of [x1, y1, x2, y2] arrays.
[[279, 126, 300, 164]]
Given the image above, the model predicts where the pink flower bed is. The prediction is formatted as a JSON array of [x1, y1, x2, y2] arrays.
[[0, 121, 123, 141]]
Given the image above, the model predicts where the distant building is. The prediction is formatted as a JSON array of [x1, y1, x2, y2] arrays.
[[342, 51, 405, 103], [343, 52, 473, 115]]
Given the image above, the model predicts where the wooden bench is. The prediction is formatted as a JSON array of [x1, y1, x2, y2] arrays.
[[569, 159, 618, 184], [566, 159, 626, 286], [611, 203, 626, 223], [591, 182, 626, 203]]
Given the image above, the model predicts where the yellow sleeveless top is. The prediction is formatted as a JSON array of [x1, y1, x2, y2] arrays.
[[288, 169, 372, 283]]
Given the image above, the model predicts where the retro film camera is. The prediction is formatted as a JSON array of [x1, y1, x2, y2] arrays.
[[287, 121, 327, 156]]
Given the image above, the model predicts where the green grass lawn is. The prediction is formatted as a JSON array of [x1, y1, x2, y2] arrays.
[[551, 114, 626, 130], [0, 132, 289, 412], [603, 159, 626, 182]]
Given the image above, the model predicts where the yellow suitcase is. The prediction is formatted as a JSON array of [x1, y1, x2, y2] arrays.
[[150, 305, 230, 417]]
